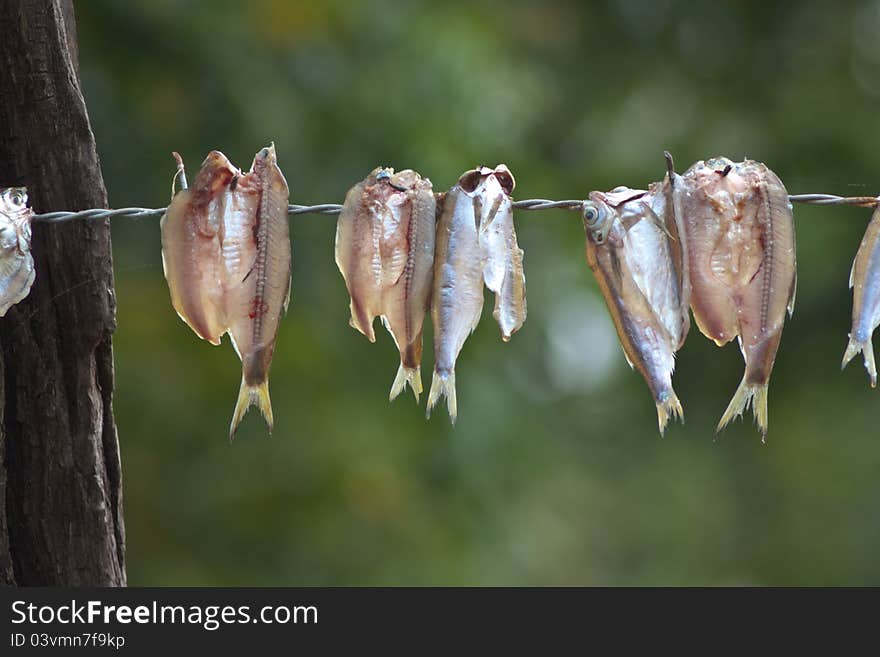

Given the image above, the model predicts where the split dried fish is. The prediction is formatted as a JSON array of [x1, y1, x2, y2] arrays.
[[842, 205, 880, 386], [477, 165, 526, 341], [334, 167, 436, 401], [677, 157, 796, 438], [0, 187, 36, 316], [160, 151, 239, 345], [428, 165, 525, 422], [226, 145, 291, 438], [161, 146, 291, 438], [582, 181, 689, 434]]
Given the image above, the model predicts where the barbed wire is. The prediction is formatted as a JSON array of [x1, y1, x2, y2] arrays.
[[27, 193, 880, 224]]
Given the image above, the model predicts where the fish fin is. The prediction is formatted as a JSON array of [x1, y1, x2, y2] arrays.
[[849, 258, 856, 289], [841, 334, 877, 387], [621, 347, 635, 370], [283, 275, 292, 315], [426, 370, 457, 424], [349, 298, 376, 342], [788, 272, 797, 318], [655, 390, 684, 436], [716, 377, 768, 441], [229, 377, 274, 440], [642, 203, 674, 240], [390, 364, 422, 402]]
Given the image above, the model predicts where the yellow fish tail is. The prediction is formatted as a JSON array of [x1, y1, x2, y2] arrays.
[[389, 364, 422, 402], [717, 377, 768, 441], [841, 335, 877, 388], [655, 390, 684, 436], [229, 377, 273, 440], [426, 370, 457, 424]]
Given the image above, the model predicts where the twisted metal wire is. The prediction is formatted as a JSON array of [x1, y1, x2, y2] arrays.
[[28, 193, 880, 224]]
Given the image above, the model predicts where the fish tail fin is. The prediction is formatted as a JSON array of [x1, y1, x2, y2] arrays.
[[655, 390, 684, 436], [229, 377, 274, 440], [389, 364, 422, 402], [717, 377, 768, 441], [841, 335, 877, 387], [426, 370, 457, 424]]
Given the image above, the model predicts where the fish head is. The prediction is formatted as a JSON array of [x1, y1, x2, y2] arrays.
[[457, 165, 515, 199], [192, 151, 238, 202], [0, 188, 31, 252], [682, 157, 746, 190], [387, 169, 423, 192], [250, 143, 279, 174], [491, 164, 515, 196], [371, 166, 394, 183], [250, 143, 289, 197], [582, 192, 617, 245], [0, 187, 29, 218], [583, 187, 647, 245]]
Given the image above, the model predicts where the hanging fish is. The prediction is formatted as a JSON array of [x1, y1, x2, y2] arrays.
[[160, 151, 239, 345], [226, 144, 292, 438], [842, 205, 880, 386], [334, 167, 436, 401], [676, 157, 797, 438], [0, 187, 36, 317], [582, 182, 689, 434], [427, 164, 524, 422], [477, 165, 527, 341]]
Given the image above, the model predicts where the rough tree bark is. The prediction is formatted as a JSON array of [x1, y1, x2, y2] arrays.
[[0, 1, 125, 585]]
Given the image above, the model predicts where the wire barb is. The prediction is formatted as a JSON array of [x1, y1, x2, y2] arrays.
[[27, 192, 880, 224]]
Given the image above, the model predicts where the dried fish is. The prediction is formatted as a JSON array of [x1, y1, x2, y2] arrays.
[[677, 158, 797, 438], [0, 187, 36, 316], [582, 181, 689, 434], [226, 145, 292, 438], [478, 165, 526, 341], [160, 146, 291, 438], [334, 167, 436, 401], [160, 151, 239, 345], [427, 165, 524, 422], [842, 205, 880, 386]]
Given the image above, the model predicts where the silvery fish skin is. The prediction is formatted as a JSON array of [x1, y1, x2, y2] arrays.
[[582, 184, 689, 434], [476, 165, 526, 341], [677, 157, 796, 438], [0, 187, 36, 316], [427, 165, 523, 422], [227, 145, 292, 438], [160, 151, 239, 345], [427, 171, 485, 423], [334, 167, 436, 401], [842, 206, 880, 386]]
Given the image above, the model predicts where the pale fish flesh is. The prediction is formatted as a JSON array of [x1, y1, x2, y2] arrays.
[[160, 151, 239, 345], [676, 157, 797, 438], [334, 167, 436, 401], [0, 187, 36, 316]]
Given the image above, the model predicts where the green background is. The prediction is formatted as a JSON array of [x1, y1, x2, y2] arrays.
[[75, 0, 880, 585]]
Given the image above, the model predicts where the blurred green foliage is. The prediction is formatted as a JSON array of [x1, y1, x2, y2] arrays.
[[73, 0, 880, 585]]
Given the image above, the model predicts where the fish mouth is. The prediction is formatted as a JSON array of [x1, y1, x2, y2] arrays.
[[493, 164, 515, 195], [458, 165, 515, 197], [256, 143, 277, 164]]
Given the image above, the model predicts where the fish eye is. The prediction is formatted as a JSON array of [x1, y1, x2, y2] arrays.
[[582, 203, 601, 225], [9, 190, 25, 206]]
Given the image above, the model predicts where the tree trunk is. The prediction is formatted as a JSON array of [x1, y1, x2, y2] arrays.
[[0, 0, 125, 585]]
